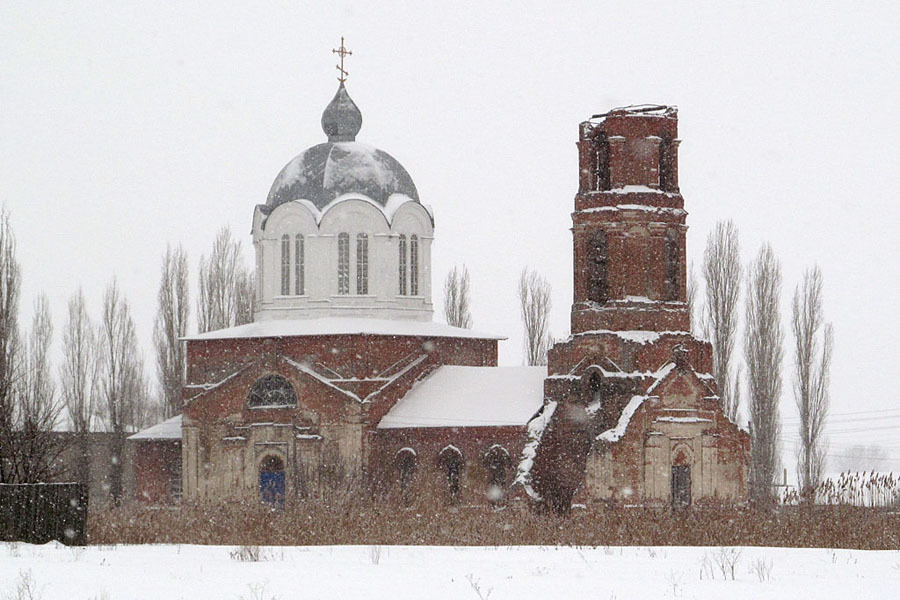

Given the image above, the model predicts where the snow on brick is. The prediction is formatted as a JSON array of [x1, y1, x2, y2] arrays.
[[596, 395, 645, 443], [377, 366, 545, 429], [514, 400, 558, 500], [128, 415, 182, 441], [183, 317, 504, 341], [654, 416, 712, 424]]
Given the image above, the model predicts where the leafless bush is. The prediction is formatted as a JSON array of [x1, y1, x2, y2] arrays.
[[465, 574, 492, 600], [230, 545, 271, 562], [3, 570, 41, 600], [750, 557, 773, 581], [237, 582, 277, 600], [712, 547, 743, 580], [87, 499, 900, 550]]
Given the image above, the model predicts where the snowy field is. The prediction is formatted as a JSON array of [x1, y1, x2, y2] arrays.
[[1, 542, 898, 599]]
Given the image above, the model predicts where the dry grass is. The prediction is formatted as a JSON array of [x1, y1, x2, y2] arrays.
[[88, 494, 900, 550]]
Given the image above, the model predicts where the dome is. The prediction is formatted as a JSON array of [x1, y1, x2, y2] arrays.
[[266, 84, 420, 211]]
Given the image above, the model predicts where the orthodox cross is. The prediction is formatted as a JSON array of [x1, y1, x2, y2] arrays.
[[333, 37, 352, 83]]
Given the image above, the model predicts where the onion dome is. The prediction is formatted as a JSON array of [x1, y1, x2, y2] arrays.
[[321, 83, 362, 142], [266, 84, 420, 211]]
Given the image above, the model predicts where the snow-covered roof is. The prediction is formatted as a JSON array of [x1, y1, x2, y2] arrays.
[[377, 366, 546, 429], [184, 317, 505, 342], [128, 415, 182, 441]]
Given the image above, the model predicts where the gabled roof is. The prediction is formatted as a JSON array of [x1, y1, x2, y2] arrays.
[[128, 415, 182, 441], [377, 366, 546, 429], [184, 317, 505, 342]]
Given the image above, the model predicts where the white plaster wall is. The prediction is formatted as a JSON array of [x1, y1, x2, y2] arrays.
[[252, 197, 434, 321]]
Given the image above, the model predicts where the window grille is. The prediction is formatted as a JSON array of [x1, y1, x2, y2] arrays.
[[410, 235, 419, 296], [398, 235, 407, 295], [338, 233, 350, 294], [356, 233, 368, 294]]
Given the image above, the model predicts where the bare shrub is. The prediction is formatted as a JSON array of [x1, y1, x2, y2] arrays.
[[3, 569, 41, 600], [229, 545, 270, 562], [238, 582, 277, 600], [87, 499, 900, 550], [713, 547, 743, 580], [465, 574, 492, 600], [750, 557, 773, 582]]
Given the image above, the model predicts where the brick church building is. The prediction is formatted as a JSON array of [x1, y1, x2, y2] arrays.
[[131, 78, 544, 505], [131, 66, 748, 509]]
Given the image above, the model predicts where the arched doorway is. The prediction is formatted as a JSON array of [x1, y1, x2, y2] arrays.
[[259, 455, 286, 507], [671, 448, 691, 508]]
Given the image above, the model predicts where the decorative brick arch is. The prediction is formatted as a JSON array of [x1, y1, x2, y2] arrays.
[[394, 447, 417, 488]]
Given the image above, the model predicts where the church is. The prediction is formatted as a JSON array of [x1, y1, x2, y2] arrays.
[[130, 47, 749, 509]]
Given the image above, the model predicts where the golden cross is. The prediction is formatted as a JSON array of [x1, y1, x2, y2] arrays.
[[332, 36, 352, 83]]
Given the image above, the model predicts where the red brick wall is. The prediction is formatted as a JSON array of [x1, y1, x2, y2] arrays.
[[132, 440, 180, 504], [369, 425, 527, 502]]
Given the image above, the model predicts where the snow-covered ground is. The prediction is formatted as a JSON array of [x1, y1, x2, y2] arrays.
[[1, 542, 898, 599]]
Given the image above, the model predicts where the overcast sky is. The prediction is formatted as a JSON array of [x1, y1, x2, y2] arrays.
[[2, 1, 899, 471]]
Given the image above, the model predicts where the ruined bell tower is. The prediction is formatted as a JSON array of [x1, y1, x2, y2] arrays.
[[571, 105, 689, 334]]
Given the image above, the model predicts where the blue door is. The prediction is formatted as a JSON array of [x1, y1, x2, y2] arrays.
[[260, 471, 285, 506], [259, 455, 286, 507]]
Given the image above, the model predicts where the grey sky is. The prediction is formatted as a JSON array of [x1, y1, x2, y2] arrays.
[[2, 1, 899, 469]]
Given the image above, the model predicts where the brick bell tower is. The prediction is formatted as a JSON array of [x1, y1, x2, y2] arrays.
[[527, 106, 728, 512], [571, 104, 688, 334]]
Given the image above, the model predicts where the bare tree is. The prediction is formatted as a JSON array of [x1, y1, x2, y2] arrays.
[[0, 209, 21, 483], [154, 244, 189, 419], [686, 261, 700, 336], [702, 220, 742, 423], [98, 279, 147, 503], [744, 244, 783, 506], [518, 267, 552, 366], [443, 265, 473, 329], [793, 266, 832, 502], [197, 226, 253, 333], [12, 294, 64, 483], [60, 287, 98, 487]]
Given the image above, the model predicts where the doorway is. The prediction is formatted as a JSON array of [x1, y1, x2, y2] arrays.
[[259, 455, 285, 507], [671, 465, 691, 508]]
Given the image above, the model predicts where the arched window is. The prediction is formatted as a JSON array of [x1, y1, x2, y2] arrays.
[[438, 445, 464, 501], [247, 374, 297, 408], [356, 233, 368, 294], [588, 230, 609, 303], [294, 234, 304, 295], [337, 233, 350, 295], [398, 234, 407, 295], [483, 445, 512, 500], [394, 447, 417, 489], [664, 229, 680, 301], [280, 234, 290, 296], [594, 136, 610, 191], [410, 235, 419, 296]]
